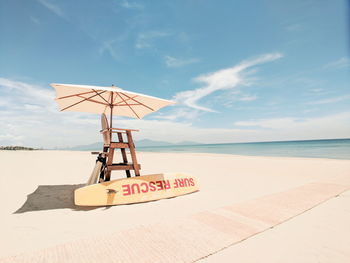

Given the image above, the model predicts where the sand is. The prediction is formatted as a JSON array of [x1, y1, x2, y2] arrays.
[[0, 150, 349, 262]]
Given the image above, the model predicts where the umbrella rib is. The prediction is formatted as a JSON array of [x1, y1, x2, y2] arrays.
[[56, 90, 96, 100], [113, 95, 137, 106], [112, 92, 119, 104], [116, 93, 140, 119], [92, 89, 110, 105], [119, 92, 154, 111], [60, 91, 107, 111], [76, 95, 109, 106], [115, 104, 142, 106], [103, 92, 112, 114]]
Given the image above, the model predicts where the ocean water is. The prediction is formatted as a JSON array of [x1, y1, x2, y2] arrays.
[[137, 139, 350, 160]]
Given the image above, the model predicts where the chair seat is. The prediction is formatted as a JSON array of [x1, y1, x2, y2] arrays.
[[107, 163, 141, 171]]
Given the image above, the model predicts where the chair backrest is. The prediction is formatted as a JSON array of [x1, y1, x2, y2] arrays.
[[101, 113, 111, 146]]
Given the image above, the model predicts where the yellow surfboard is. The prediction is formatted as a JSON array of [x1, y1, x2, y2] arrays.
[[75, 173, 199, 206]]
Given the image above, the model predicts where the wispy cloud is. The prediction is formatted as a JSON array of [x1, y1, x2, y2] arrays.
[[135, 31, 170, 49], [324, 57, 350, 70], [295, 77, 324, 88], [286, 23, 303, 32], [119, 0, 143, 9], [0, 133, 24, 145], [123, 112, 350, 143], [164, 56, 199, 68], [36, 0, 64, 18], [30, 16, 40, 25], [116, 118, 258, 144], [173, 52, 283, 112], [0, 77, 240, 146], [238, 95, 257, 101], [0, 77, 102, 148], [307, 94, 350, 105], [309, 88, 324, 93], [217, 91, 257, 108], [0, 77, 54, 108], [1, 78, 349, 147], [99, 39, 120, 60], [235, 117, 299, 129], [154, 108, 200, 121]]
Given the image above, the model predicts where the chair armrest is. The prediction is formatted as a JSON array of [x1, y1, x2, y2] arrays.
[[100, 128, 110, 133], [111, 127, 139, 132]]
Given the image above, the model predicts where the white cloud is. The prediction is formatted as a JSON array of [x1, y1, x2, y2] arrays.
[[2, 73, 348, 148], [238, 95, 257, 101], [164, 56, 199, 68], [0, 77, 55, 108], [36, 0, 64, 18], [307, 94, 350, 105], [119, 0, 143, 9], [214, 91, 257, 109], [235, 117, 299, 129], [115, 112, 350, 143], [173, 52, 283, 112], [0, 78, 98, 148], [154, 108, 200, 121], [324, 57, 350, 70], [0, 134, 24, 146], [114, 118, 259, 144], [135, 31, 170, 49], [232, 112, 350, 141]]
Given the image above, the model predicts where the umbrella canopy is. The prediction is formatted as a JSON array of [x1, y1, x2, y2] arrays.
[[51, 83, 175, 121]]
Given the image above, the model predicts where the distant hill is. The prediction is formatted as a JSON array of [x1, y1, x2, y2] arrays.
[[0, 146, 38, 151], [60, 139, 201, 151], [173, 141, 202, 146]]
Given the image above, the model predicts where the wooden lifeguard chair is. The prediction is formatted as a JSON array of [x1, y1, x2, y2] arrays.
[[88, 114, 141, 184], [100, 113, 140, 181]]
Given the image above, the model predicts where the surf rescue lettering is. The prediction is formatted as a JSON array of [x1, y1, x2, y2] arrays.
[[122, 178, 195, 196]]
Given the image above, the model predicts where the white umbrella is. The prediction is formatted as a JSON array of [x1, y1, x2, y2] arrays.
[[51, 83, 175, 127]]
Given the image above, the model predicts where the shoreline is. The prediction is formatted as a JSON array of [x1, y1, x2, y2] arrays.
[[138, 150, 350, 161], [5, 149, 350, 161]]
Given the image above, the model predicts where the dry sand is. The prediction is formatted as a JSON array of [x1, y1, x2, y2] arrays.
[[0, 150, 349, 262]]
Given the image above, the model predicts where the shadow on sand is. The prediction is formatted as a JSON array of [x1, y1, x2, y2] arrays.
[[14, 184, 104, 213]]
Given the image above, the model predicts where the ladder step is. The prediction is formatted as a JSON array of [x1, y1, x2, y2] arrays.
[[107, 164, 141, 171], [109, 142, 129, 148]]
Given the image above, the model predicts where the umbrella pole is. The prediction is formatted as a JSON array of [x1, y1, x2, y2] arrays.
[[110, 106, 113, 129], [110, 92, 113, 129]]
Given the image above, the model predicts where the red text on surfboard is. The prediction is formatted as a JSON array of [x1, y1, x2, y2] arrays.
[[122, 178, 195, 196], [173, 178, 194, 188]]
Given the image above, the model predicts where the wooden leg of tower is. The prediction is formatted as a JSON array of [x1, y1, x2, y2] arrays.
[[98, 146, 109, 182], [105, 147, 114, 181], [126, 131, 140, 176], [117, 132, 131, 178]]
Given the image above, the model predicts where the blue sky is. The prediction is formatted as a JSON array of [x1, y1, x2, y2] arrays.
[[0, 0, 349, 148]]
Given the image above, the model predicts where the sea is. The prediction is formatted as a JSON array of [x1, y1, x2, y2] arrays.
[[137, 138, 350, 160]]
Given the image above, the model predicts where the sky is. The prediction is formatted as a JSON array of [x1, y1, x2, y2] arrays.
[[0, 0, 349, 148]]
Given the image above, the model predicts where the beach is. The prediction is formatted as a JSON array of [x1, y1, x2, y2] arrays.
[[0, 150, 349, 262]]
